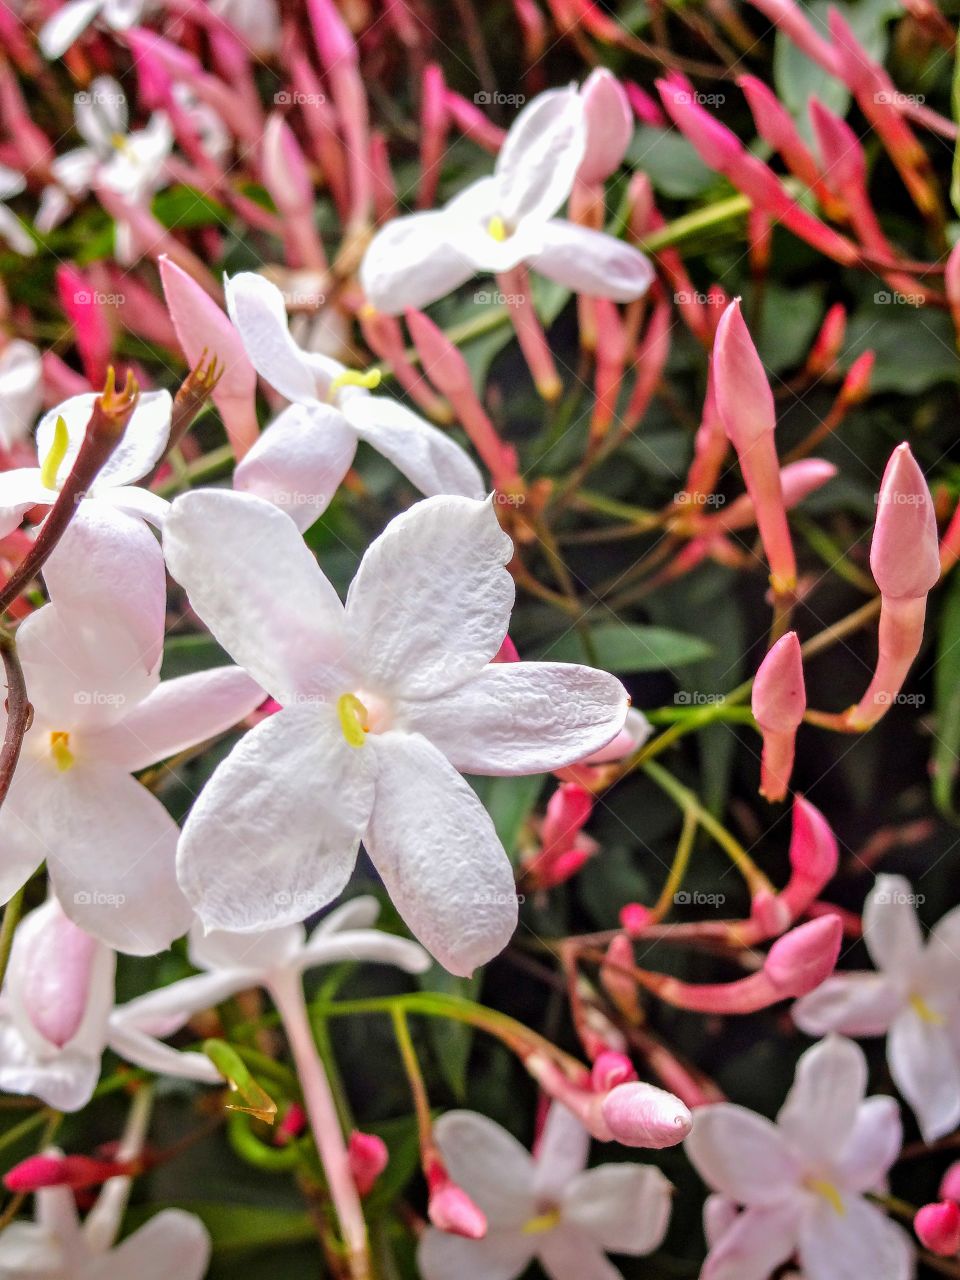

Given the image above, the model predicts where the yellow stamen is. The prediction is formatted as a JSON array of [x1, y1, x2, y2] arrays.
[[337, 693, 369, 748], [807, 1177, 845, 1216], [910, 993, 946, 1025], [111, 132, 130, 153], [522, 1208, 562, 1235], [49, 731, 74, 772], [487, 214, 508, 242], [40, 415, 69, 491], [328, 368, 382, 400]]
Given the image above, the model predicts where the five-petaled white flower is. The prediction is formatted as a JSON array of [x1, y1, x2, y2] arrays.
[[163, 491, 629, 975], [0, 603, 263, 953], [359, 86, 655, 314], [0, 896, 220, 1112], [419, 1102, 672, 1280], [0, 389, 173, 664], [685, 1035, 911, 1280], [224, 271, 484, 526], [794, 873, 960, 1142]]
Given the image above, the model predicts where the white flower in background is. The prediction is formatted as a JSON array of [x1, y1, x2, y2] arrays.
[[0, 389, 172, 662], [419, 1102, 672, 1280], [210, 0, 280, 53], [164, 491, 629, 975], [794, 873, 960, 1142], [0, 897, 220, 1111], [686, 1035, 911, 1280], [0, 339, 42, 449], [0, 163, 36, 256], [0, 603, 263, 954], [360, 86, 654, 314], [36, 77, 172, 262], [225, 272, 483, 527], [40, 0, 149, 59]]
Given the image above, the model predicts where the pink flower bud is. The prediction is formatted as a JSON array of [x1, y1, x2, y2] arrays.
[[763, 915, 842, 997], [579, 69, 633, 184], [752, 631, 805, 802], [262, 114, 314, 215], [871, 443, 940, 601], [839, 352, 874, 407], [306, 0, 356, 67], [419, 63, 449, 210], [807, 303, 847, 377], [16, 901, 98, 1049], [947, 242, 960, 340], [751, 890, 791, 936], [939, 1162, 960, 1203], [600, 934, 639, 1017], [915, 1201, 960, 1256], [348, 1131, 388, 1196], [591, 1051, 637, 1092], [56, 265, 112, 390], [428, 1182, 487, 1239], [624, 81, 665, 127], [809, 98, 868, 193], [541, 783, 593, 854], [620, 903, 651, 937], [493, 635, 520, 664], [788, 796, 838, 892], [276, 1102, 306, 1145], [600, 1081, 693, 1148], [738, 75, 822, 191], [4, 1153, 128, 1193]]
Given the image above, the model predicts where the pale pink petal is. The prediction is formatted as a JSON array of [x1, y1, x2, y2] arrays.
[[114, 970, 256, 1035], [494, 88, 585, 226], [777, 1035, 867, 1166], [702, 1203, 801, 1280], [536, 1224, 621, 1280], [39, 0, 103, 58], [100, 484, 170, 527], [223, 271, 320, 403], [105, 1021, 220, 1085], [835, 1097, 902, 1193], [792, 973, 903, 1038], [797, 1192, 912, 1280], [563, 1164, 671, 1254], [0, 1018, 101, 1111], [364, 731, 517, 976], [685, 1105, 802, 1206], [296, 928, 431, 976], [417, 1228, 533, 1280], [345, 495, 514, 700], [343, 396, 484, 500], [433, 1110, 536, 1224], [529, 221, 655, 301], [862, 875, 925, 977], [887, 1007, 960, 1142], [359, 213, 476, 314], [0, 468, 53, 537], [532, 1103, 590, 1203], [84, 1210, 211, 1280]]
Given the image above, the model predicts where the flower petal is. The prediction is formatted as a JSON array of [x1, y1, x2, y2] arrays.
[[702, 1203, 801, 1280], [344, 396, 484, 501], [0, 340, 42, 445], [792, 973, 903, 1038], [862, 875, 924, 977], [223, 271, 320, 403], [83, 665, 263, 772], [563, 1164, 672, 1254], [776, 1035, 867, 1166], [297, 928, 431, 976], [345, 495, 514, 700], [685, 1105, 801, 1207], [887, 1006, 960, 1142], [0, 468, 53, 537], [36, 391, 171, 490], [797, 1191, 912, 1280], [433, 1110, 536, 1224], [46, 766, 192, 955], [532, 1103, 590, 1203], [177, 703, 373, 932], [41, 500, 167, 673], [164, 489, 349, 703], [105, 1020, 221, 1085], [364, 731, 517, 976], [417, 1229, 533, 1280], [115, 969, 256, 1035], [234, 402, 358, 530], [359, 212, 476, 314], [835, 1096, 902, 1194], [101, 484, 170, 528], [535, 1225, 621, 1280], [0, 1018, 101, 1111], [84, 1210, 211, 1280], [39, 0, 103, 58], [529, 221, 656, 301], [403, 662, 628, 775], [494, 88, 585, 227]]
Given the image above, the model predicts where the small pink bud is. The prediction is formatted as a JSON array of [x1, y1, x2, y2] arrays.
[[275, 1101, 306, 1145], [541, 784, 593, 854], [871, 442, 940, 600], [579, 69, 633, 184], [947, 242, 960, 340], [788, 796, 838, 890], [624, 81, 665, 128], [4, 1153, 128, 1193], [751, 890, 791, 936], [348, 1131, 388, 1196], [915, 1201, 960, 1256], [763, 916, 842, 996], [752, 633, 805, 735], [809, 98, 867, 191], [428, 1183, 487, 1239], [493, 635, 520, 664], [807, 303, 847, 377], [940, 1162, 960, 1203], [591, 1051, 637, 1092], [840, 351, 874, 407], [600, 1081, 693, 1149], [619, 903, 651, 937]]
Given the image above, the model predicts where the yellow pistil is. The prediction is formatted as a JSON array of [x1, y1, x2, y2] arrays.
[[910, 993, 946, 1025], [40, 415, 69, 490], [806, 1177, 845, 1216], [522, 1208, 562, 1236], [328, 368, 382, 400], [49, 731, 75, 772], [487, 214, 508, 242], [337, 693, 369, 748]]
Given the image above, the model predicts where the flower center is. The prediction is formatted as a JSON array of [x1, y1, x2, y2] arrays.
[[522, 1207, 562, 1235], [49, 731, 75, 772], [910, 993, 945, 1025], [327, 368, 382, 402], [487, 214, 509, 242], [337, 694, 369, 748], [805, 1176, 845, 1216], [39, 415, 69, 490]]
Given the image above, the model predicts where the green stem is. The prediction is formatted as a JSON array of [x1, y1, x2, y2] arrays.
[[0, 886, 25, 990], [650, 806, 699, 922]]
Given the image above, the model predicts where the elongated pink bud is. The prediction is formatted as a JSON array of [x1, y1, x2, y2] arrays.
[[262, 115, 327, 271], [348, 1131, 388, 1196], [763, 914, 841, 996], [444, 91, 506, 152], [600, 935, 640, 1018], [16, 903, 98, 1049], [809, 97, 867, 194], [780, 796, 838, 919], [307, 0, 371, 229], [847, 443, 939, 729], [751, 890, 791, 936], [752, 631, 805, 801], [541, 783, 593, 854], [916, 1202, 960, 1256], [624, 81, 665, 127], [600, 1081, 693, 1148], [419, 64, 449, 209], [56, 265, 112, 390], [579, 68, 632, 184], [5, 1153, 129, 1193], [940, 1162, 960, 1203], [739, 75, 823, 192], [806, 303, 847, 377], [717, 460, 837, 533], [160, 258, 258, 458], [713, 299, 796, 592]]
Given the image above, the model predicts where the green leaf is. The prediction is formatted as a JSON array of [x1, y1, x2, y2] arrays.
[[844, 306, 959, 394], [627, 127, 715, 199], [126, 1203, 315, 1252], [933, 570, 960, 820], [540, 622, 713, 672]]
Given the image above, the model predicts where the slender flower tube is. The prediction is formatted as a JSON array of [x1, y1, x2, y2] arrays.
[[419, 64, 449, 210], [752, 631, 805, 802], [261, 115, 327, 272], [845, 443, 940, 729], [712, 298, 797, 593], [737, 74, 827, 199], [915, 1202, 960, 1256]]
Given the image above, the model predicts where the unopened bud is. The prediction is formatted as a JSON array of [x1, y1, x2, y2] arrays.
[[915, 1201, 960, 1256], [600, 1081, 693, 1149]]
